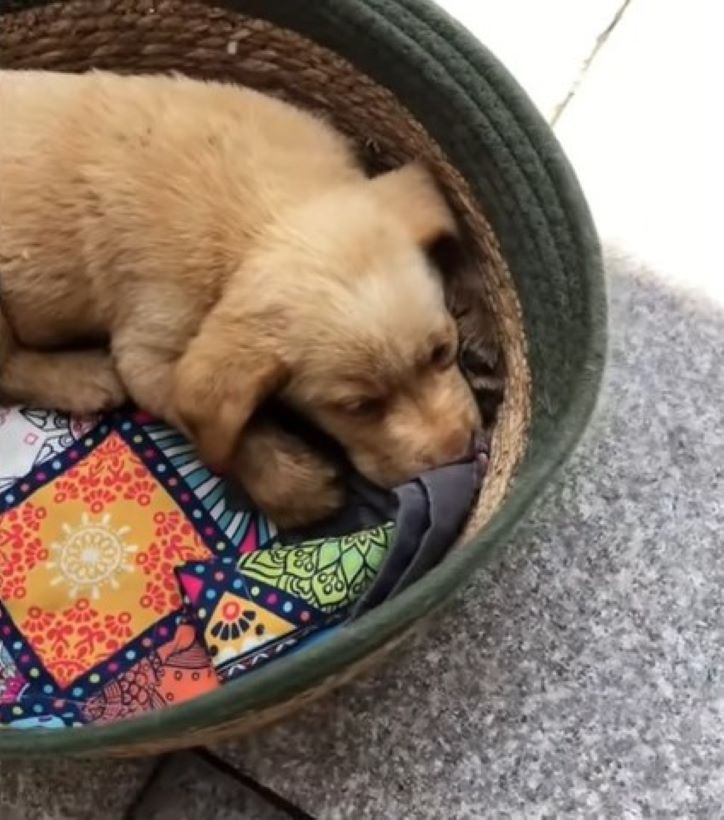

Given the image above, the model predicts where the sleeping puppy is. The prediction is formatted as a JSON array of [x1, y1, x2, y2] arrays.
[[0, 70, 481, 525]]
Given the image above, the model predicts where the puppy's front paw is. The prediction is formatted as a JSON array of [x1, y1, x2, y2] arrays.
[[260, 459, 346, 529], [233, 422, 346, 528], [0, 348, 128, 416]]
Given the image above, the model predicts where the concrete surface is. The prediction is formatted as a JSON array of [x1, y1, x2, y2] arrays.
[[125, 753, 286, 820], [3, 1, 723, 817], [0, 758, 153, 820]]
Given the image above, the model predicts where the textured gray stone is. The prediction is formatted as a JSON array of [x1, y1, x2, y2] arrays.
[[132, 752, 286, 820], [0, 758, 153, 820], [217, 253, 724, 817]]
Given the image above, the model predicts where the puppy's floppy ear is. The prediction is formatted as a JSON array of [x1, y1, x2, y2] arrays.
[[172, 305, 288, 474], [369, 163, 459, 249]]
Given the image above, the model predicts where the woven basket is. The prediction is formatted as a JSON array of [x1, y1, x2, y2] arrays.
[[0, 0, 606, 757]]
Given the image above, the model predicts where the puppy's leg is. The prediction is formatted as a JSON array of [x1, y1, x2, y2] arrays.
[[233, 417, 346, 528], [113, 333, 345, 527], [112, 340, 177, 423], [0, 312, 126, 412]]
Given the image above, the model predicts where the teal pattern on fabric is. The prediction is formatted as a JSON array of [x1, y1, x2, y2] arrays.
[[144, 422, 276, 547]]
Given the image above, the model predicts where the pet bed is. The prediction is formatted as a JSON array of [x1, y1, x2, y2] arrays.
[[0, 0, 606, 756]]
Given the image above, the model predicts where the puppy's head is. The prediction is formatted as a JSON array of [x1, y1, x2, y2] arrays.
[[173, 163, 481, 487]]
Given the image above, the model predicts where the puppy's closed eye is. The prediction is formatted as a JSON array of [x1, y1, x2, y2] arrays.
[[334, 395, 388, 420], [428, 341, 457, 370]]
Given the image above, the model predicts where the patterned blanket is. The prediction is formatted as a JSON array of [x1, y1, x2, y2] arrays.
[[0, 406, 483, 729]]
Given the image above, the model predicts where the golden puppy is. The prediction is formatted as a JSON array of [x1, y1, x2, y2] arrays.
[[0, 70, 480, 524]]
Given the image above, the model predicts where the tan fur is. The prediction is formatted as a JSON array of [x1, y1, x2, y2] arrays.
[[0, 70, 480, 524]]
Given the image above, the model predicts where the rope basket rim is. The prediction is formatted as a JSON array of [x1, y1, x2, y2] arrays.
[[0, 0, 606, 757]]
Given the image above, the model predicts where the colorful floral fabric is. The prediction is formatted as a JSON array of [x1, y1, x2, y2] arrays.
[[239, 528, 391, 612], [177, 525, 393, 680], [81, 623, 218, 725], [0, 404, 400, 730], [0, 407, 279, 729], [0, 408, 95, 493]]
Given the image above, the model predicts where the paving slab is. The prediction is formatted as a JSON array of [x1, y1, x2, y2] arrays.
[[0, 757, 154, 820], [434, 0, 625, 118], [555, 0, 724, 302], [126, 752, 287, 820]]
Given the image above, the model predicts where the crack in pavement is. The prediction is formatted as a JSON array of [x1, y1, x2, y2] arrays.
[[551, 0, 634, 126]]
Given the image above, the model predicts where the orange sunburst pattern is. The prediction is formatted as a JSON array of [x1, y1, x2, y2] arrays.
[[0, 433, 212, 687]]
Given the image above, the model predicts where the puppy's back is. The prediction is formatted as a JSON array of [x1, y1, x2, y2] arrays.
[[0, 71, 361, 329]]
